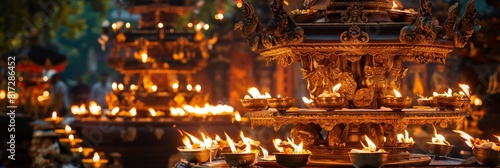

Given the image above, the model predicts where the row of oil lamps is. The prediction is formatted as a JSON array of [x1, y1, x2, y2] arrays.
[[177, 128, 500, 167], [241, 84, 474, 112], [68, 101, 240, 121], [45, 118, 108, 168]]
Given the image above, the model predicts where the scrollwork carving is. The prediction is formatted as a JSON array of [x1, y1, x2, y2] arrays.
[[440, 3, 459, 40], [454, 0, 478, 48], [400, 0, 442, 44], [340, 25, 369, 44], [340, 3, 368, 23]]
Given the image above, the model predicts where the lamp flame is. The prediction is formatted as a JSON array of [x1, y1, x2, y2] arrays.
[[92, 152, 100, 162], [445, 88, 453, 97], [78, 147, 83, 152], [459, 84, 470, 96], [182, 136, 193, 149], [361, 135, 378, 152], [187, 84, 193, 91], [65, 125, 72, 133], [89, 101, 101, 115], [225, 132, 237, 153], [215, 134, 221, 141], [148, 108, 157, 116], [69, 134, 74, 141], [141, 53, 148, 63], [195, 85, 201, 92], [234, 112, 241, 122], [51, 111, 57, 120], [397, 130, 414, 143], [393, 89, 402, 97], [392, 1, 397, 9], [474, 97, 482, 106], [432, 126, 450, 145], [118, 83, 124, 91], [452, 130, 474, 147], [112, 82, 117, 91], [302, 97, 313, 104], [129, 108, 137, 116], [333, 83, 342, 92], [172, 83, 179, 90], [201, 132, 213, 149], [260, 146, 269, 158], [287, 137, 304, 153], [273, 139, 284, 152], [111, 107, 120, 116]]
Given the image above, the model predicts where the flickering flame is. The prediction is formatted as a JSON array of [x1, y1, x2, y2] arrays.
[[433, 92, 439, 97], [65, 125, 72, 133], [452, 130, 474, 147], [234, 112, 241, 122], [112, 82, 117, 91], [0, 90, 5, 99], [51, 111, 57, 120], [43, 91, 49, 97], [247, 87, 271, 98], [151, 85, 158, 92], [68, 134, 74, 141], [78, 147, 83, 152], [432, 126, 450, 145], [130, 84, 137, 91], [129, 108, 137, 116], [260, 146, 269, 158], [125, 22, 130, 28], [79, 104, 86, 113], [195, 85, 201, 92], [302, 97, 313, 104], [141, 53, 148, 63], [397, 130, 414, 143], [459, 84, 470, 96], [474, 97, 482, 106], [495, 135, 500, 143], [158, 22, 164, 28], [273, 139, 284, 152], [333, 83, 342, 92], [392, 1, 397, 10], [172, 83, 179, 90], [445, 88, 453, 97], [393, 89, 402, 97], [185, 132, 205, 148], [225, 132, 237, 153], [92, 152, 100, 162], [240, 131, 254, 152], [201, 132, 213, 149], [170, 107, 186, 116], [215, 13, 224, 20], [287, 137, 304, 153], [111, 107, 120, 116], [118, 83, 124, 91], [215, 134, 221, 141], [182, 136, 193, 149], [277, 94, 281, 98], [187, 84, 193, 91], [148, 108, 157, 116], [361, 135, 378, 152], [89, 101, 101, 115], [71, 105, 80, 115]]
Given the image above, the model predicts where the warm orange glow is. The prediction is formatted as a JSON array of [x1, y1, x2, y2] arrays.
[[495, 135, 500, 143], [333, 83, 342, 93], [236, 2, 242, 8], [78, 147, 83, 152], [247, 87, 271, 98], [287, 138, 304, 153], [185, 132, 204, 148], [51, 111, 57, 120], [71, 105, 80, 115], [148, 108, 157, 116], [393, 89, 402, 97], [195, 85, 201, 92], [240, 131, 254, 153], [69, 134, 74, 141], [391, 1, 397, 9], [302, 97, 313, 104], [225, 132, 237, 153], [474, 97, 482, 106], [151, 85, 157, 92], [432, 126, 449, 145], [215, 13, 224, 20], [182, 136, 193, 149], [0, 90, 5, 99], [89, 101, 101, 115], [459, 84, 470, 96], [157, 22, 164, 28], [187, 84, 193, 91], [129, 108, 137, 116], [130, 84, 138, 91], [172, 82, 179, 90], [141, 53, 148, 63], [277, 94, 281, 98], [234, 112, 241, 122], [111, 107, 120, 116], [118, 83, 124, 91], [215, 134, 221, 141], [65, 125, 72, 133], [112, 82, 117, 91], [452, 130, 474, 147], [445, 88, 453, 97], [201, 132, 213, 149], [397, 130, 414, 143], [361, 135, 378, 152], [92, 152, 100, 162], [273, 139, 284, 152], [260, 146, 269, 158]]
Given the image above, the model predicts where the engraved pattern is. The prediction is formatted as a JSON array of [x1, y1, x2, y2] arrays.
[[340, 3, 368, 23], [340, 25, 370, 44]]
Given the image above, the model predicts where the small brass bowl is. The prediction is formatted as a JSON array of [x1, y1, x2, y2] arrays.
[[275, 153, 310, 168], [473, 148, 500, 165], [348, 152, 389, 168], [436, 97, 465, 110], [223, 153, 256, 167], [386, 9, 416, 22], [417, 99, 434, 107], [240, 98, 268, 111], [267, 97, 296, 112], [315, 97, 344, 111], [382, 146, 410, 154], [105, 114, 117, 120], [396, 142, 415, 152], [381, 97, 413, 111], [291, 13, 318, 23], [178, 147, 211, 163], [425, 142, 454, 157]]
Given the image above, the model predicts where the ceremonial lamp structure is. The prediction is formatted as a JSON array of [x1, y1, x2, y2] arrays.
[[236, 0, 478, 164]]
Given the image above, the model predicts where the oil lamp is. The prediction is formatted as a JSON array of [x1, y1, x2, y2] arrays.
[[453, 130, 500, 165], [349, 135, 389, 168], [82, 152, 108, 168], [71, 104, 88, 118], [302, 97, 316, 108], [54, 125, 76, 136], [382, 89, 412, 111], [45, 111, 63, 125], [105, 107, 120, 120], [273, 138, 311, 168], [177, 130, 216, 164], [70, 146, 94, 158], [59, 134, 83, 147], [267, 94, 296, 115], [240, 87, 269, 111], [435, 88, 466, 110], [386, 1, 416, 22], [222, 132, 257, 167], [88, 101, 102, 118], [148, 108, 164, 121], [315, 83, 344, 111], [426, 126, 454, 157], [396, 130, 415, 152]]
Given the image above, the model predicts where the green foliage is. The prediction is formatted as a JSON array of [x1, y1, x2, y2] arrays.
[[0, 0, 109, 53]]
